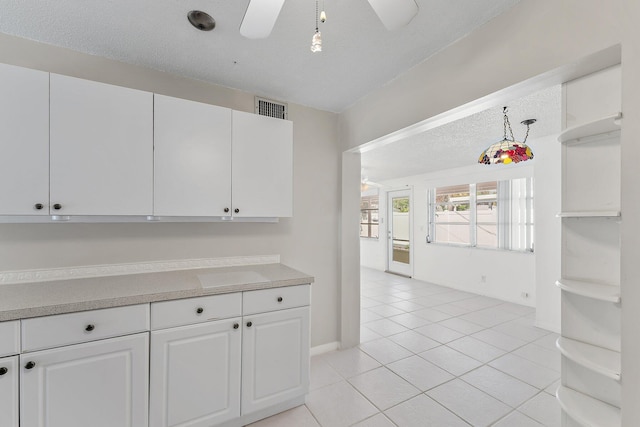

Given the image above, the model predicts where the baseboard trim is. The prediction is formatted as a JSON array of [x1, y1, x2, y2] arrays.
[[310, 341, 340, 356], [534, 319, 561, 333]]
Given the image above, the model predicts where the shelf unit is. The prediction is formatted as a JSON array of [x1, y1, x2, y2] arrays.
[[557, 112, 622, 425], [555, 279, 620, 303], [557, 386, 621, 427], [556, 337, 620, 381], [556, 211, 620, 218]]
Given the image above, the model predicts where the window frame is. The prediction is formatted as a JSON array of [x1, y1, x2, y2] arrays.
[[360, 191, 380, 239], [427, 178, 534, 252]]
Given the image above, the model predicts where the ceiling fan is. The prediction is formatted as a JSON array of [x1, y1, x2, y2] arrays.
[[239, 0, 419, 39]]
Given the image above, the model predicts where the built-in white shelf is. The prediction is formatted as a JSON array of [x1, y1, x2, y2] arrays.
[[556, 211, 621, 218], [555, 279, 620, 303], [558, 113, 622, 144], [556, 386, 620, 427], [557, 337, 621, 381]]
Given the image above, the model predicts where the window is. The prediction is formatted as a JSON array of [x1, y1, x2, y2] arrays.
[[360, 191, 379, 239], [476, 181, 498, 248], [433, 184, 471, 245], [428, 178, 534, 251]]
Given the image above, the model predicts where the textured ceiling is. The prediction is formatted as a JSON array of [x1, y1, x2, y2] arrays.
[[0, 0, 521, 112], [361, 85, 562, 183]]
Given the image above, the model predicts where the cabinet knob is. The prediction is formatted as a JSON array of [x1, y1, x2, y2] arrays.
[[0, 367, 7, 376], [85, 324, 95, 332], [246, 321, 252, 328], [53, 203, 62, 210], [25, 361, 36, 370], [277, 297, 283, 303], [34, 203, 44, 210], [234, 208, 240, 214], [233, 323, 239, 329], [196, 307, 204, 314], [224, 208, 230, 213]]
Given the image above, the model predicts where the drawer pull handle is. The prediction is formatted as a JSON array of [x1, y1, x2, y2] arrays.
[[85, 324, 95, 332], [224, 207, 230, 213], [25, 361, 36, 370], [234, 208, 240, 214], [233, 323, 239, 329], [277, 297, 283, 302], [34, 203, 44, 210], [0, 367, 7, 375], [196, 307, 204, 314], [53, 203, 62, 210], [246, 321, 253, 328]]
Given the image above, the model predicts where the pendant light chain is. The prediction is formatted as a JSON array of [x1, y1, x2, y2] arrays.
[[503, 107, 515, 142], [315, 0, 319, 32], [522, 122, 531, 143]]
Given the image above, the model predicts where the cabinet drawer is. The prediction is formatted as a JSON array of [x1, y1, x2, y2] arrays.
[[151, 293, 242, 330], [21, 304, 150, 352], [243, 285, 310, 315], [0, 321, 20, 358]]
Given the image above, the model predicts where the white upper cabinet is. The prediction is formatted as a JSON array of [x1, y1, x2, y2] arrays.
[[0, 63, 49, 215], [232, 110, 293, 218], [154, 95, 232, 217], [50, 74, 153, 215]]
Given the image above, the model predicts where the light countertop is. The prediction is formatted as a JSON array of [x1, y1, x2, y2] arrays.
[[0, 263, 314, 321]]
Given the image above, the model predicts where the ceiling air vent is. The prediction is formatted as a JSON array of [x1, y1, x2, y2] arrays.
[[255, 97, 288, 120]]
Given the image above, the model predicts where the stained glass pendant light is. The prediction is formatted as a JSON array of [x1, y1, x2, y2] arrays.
[[479, 107, 536, 165]]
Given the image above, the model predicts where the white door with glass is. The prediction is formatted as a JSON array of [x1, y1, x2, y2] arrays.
[[387, 190, 412, 277]]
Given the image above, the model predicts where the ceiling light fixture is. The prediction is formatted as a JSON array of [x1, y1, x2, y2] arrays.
[[479, 107, 536, 165], [311, 0, 322, 53], [187, 10, 216, 31]]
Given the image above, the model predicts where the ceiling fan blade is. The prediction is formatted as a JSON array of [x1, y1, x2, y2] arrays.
[[240, 0, 286, 39], [367, 0, 418, 30]]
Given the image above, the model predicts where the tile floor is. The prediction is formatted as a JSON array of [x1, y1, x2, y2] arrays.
[[248, 268, 562, 427]]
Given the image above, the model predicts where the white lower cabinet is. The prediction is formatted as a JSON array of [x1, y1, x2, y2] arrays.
[[241, 306, 310, 416], [20, 332, 150, 427], [6, 283, 310, 427], [150, 318, 242, 427], [149, 285, 311, 427], [0, 355, 18, 427]]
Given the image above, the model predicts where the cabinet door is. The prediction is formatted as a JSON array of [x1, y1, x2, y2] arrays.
[[242, 306, 309, 414], [154, 95, 232, 216], [0, 356, 18, 427], [232, 111, 293, 218], [150, 318, 241, 427], [0, 63, 49, 215], [50, 74, 153, 215], [20, 333, 149, 427]]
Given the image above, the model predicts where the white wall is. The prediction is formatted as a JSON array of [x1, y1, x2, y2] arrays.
[[0, 33, 342, 349], [340, 2, 640, 421], [339, 0, 622, 152], [532, 134, 561, 332], [384, 163, 537, 307]]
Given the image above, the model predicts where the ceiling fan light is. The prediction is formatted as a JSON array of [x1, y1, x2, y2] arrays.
[[240, 0, 286, 39], [367, 0, 418, 30], [311, 31, 322, 53]]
